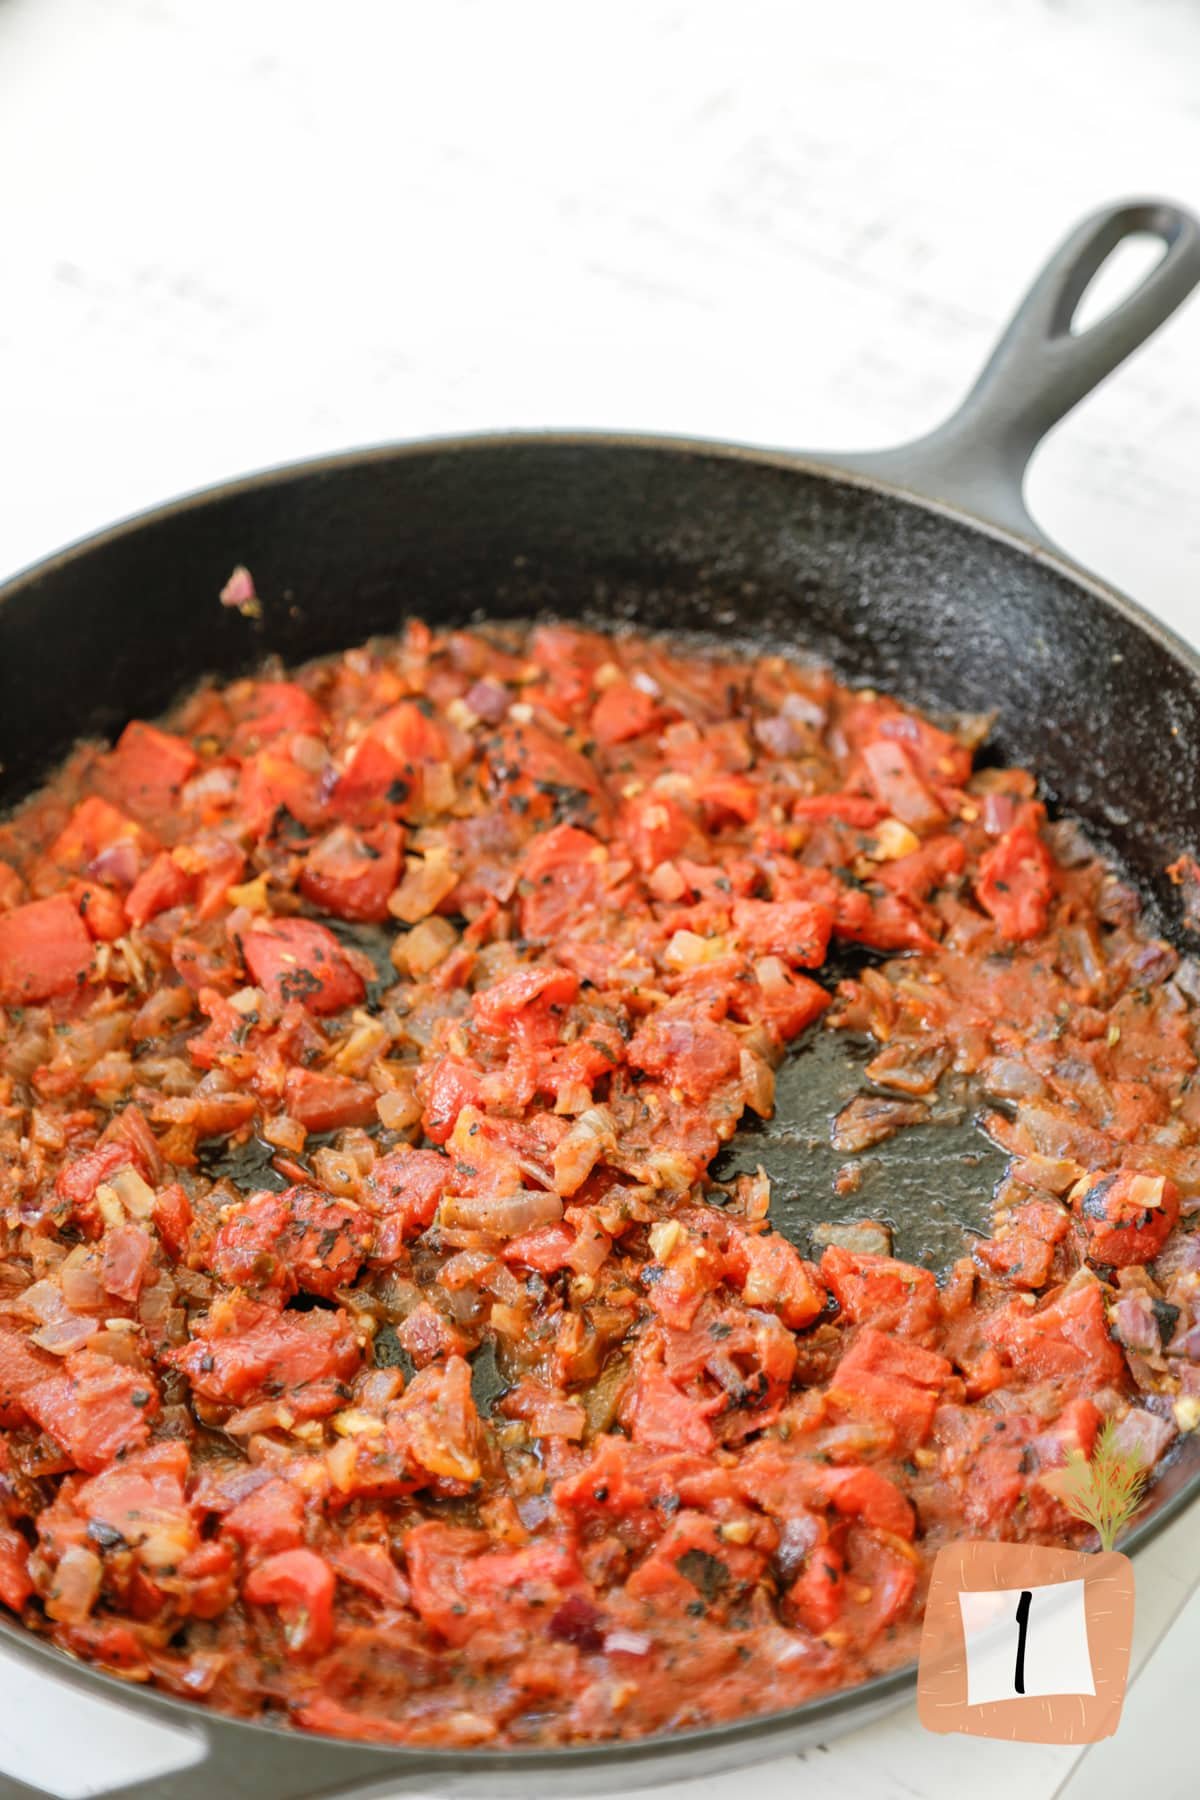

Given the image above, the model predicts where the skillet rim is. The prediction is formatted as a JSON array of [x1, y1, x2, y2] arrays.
[[1, 424, 1198, 1780]]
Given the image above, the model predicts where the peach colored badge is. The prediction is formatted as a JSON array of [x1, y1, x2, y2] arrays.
[[917, 1541, 1134, 1743]]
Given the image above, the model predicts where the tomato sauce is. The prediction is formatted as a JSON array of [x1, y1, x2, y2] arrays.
[[0, 618, 1196, 1746]]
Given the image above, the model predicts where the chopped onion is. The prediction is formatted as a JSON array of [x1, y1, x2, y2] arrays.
[[398, 916, 458, 977], [46, 1546, 102, 1623], [422, 762, 457, 814], [376, 1078, 422, 1133], [438, 1190, 563, 1236], [552, 1106, 617, 1197], [662, 929, 729, 970], [388, 848, 458, 924], [109, 1166, 156, 1220], [739, 1048, 775, 1118]]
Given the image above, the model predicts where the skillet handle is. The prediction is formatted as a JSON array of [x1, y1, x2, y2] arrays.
[[830, 198, 1200, 547], [0, 1710, 402, 1800]]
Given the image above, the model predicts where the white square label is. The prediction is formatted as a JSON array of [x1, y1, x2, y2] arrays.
[[958, 1579, 1096, 1706]]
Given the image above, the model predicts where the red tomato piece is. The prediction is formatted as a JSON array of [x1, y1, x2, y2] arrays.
[[591, 679, 663, 746], [152, 1183, 192, 1260], [731, 897, 833, 967], [22, 1350, 158, 1474], [328, 736, 411, 824], [125, 852, 190, 927], [986, 1278, 1126, 1387], [791, 794, 886, 827], [229, 682, 324, 752], [627, 1010, 741, 1101], [975, 823, 1056, 941], [106, 721, 198, 816], [243, 1547, 335, 1656], [368, 700, 449, 767], [1070, 1170, 1180, 1266], [418, 1057, 486, 1144], [820, 1246, 940, 1340], [299, 822, 403, 923], [365, 1148, 452, 1239], [222, 1479, 306, 1560], [0, 1523, 33, 1612], [617, 790, 692, 871], [70, 880, 127, 943], [242, 917, 364, 1015], [808, 1463, 916, 1539], [518, 825, 607, 939], [169, 1297, 361, 1414], [237, 751, 324, 837], [842, 1527, 918, 1640], [472, 964, 580, 1031], [211, 1185, 374, 1299], [0, 894, 93, 1004], [283, 1068, 378, 1132], [787, 1540, 844, 1634]]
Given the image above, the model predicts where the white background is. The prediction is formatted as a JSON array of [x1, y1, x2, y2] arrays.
[[1, 1, 1199, 1797]]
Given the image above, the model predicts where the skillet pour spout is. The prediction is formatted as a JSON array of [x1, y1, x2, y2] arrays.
[[0, 198, 1199, 1798]]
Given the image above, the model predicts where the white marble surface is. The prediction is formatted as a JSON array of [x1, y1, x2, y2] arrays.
[[1, 1, 1199, 1796]]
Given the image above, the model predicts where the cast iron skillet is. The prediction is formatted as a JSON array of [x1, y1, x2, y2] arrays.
[[2, 199, 1200, 1800]]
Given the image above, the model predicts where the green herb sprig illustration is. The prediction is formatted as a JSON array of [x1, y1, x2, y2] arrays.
[[1045, 1420, 1148, 1552]]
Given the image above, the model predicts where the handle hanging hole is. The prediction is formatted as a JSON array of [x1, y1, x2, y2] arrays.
[[1068, 232, 1170, 336]]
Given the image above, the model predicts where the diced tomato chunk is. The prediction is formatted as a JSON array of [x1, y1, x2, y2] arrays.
[[976, 823, 1056, 941], [519, 825, 607, 939], [211, 1186, 373, 1298], [828, 1328, 952, 1451], [106, 721, 198, 816], [71, 880, 127, 942], [986, 1278, 1126, 1387], [125, 852, 190, 927], [618, 790, 692, 871], [627, 1010, 741, 1101], [591, 680, 663, 746], [473, 964, 579, 1030], [299, 822, 403, 923], [222, 1479, 305, 1560], [0, 894, 92, 1004], [406, 1521, 583, 1647], [22, 1350, 158, 1474], [152, 1183, 192, 1260], [284, 1068, 378, 1132], [792, 794, 886, 827], [170, 1297, 360, 1414], [1070, 1170, 1180, 1266], [328, 736, 409, 824], [788, 1541, 844, 1634], [0, 1523, 33, 1612], [244, 1548, 335, 1656], [242, 917, 364, 1015], [230, 683, 324, 751], [732, 897, 833, 968], [367, 701, 449, 767], [365, 1149, 452, 1239], [820, 1246, 940, 1340], [238, 751, 324, 836]]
